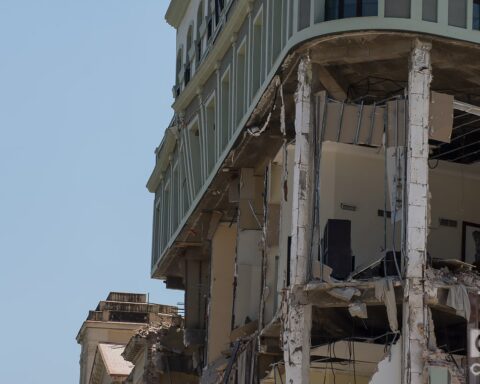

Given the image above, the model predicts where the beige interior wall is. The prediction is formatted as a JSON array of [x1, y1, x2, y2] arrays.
[[319, 142, 401, 269], [233, 229, 263, 328], [318, 141, 480, 268], [429, 162, 480, 261], [208, 223, 237, 363]]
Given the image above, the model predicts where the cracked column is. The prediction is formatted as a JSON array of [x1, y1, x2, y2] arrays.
[[283, 57, 313, 384], [402, 39, 432, 384]]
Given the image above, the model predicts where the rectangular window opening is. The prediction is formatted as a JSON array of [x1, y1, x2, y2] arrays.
[[205, 97, 216, 174], [474, 0, 480, 29], [298, 0, 311, 30], [384, 0, 411, 18], [221, 70, 231, 150], [422, 0, 437, 22], [448, 0, 467, 27], [325, 0, 378, 21], [252, 10, 263, 97], [236, 42, 247, 125]]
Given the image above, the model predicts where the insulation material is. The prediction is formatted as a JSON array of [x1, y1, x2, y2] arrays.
[[446, 284, 471, 320], [323, 102, 385, 146], [387, 100, 407, 147], [429, 92, 454, 143], [374, 279, 398, 332], [328, 287, 361, 302], [348, 302, 368, 319], [312, 262, 333, 282]]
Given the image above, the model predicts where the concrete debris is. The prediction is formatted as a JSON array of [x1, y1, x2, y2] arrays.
[[426, 266, 480, 290], [369, 337, 402, 384], [426, 350, 466, 384], [312, 262, 333, 282], [374, 279, 398, 332], [348, 302, 368, 319], [328, 287, 361, 302]]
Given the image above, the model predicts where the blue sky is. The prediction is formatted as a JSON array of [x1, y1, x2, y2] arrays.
[[0, 0, 182, 382]]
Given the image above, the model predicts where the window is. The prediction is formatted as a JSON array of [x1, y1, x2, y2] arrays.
[[221, 69, 231, 149], [188, 119, 202, 195], [205, 95, 216, 174], [196, 1, 204, 62], [475, 0, 480, 30], [448, 0, 467, 27], [325, 0, 377, 21], [385, 0, 410, 18], [252, 9, 263, 96], [298, 0, 311, 30], [172, 164, 180, 230], [176, 49, 183, 85], [186, 26, 193, 83], [422, 0, 437, 22], [236, 41, 247, 125], [214, 0, 225, 24]]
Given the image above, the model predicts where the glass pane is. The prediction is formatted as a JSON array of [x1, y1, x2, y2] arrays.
[[448, 0, 467, 28], [298, 0, 311, 30], [385, 0, 411, 18], [474, 0, 480, 29], [325, 0, 340, 20], [422, 0, 437, 22], [344, 0, 357, 18], [362, 0, 378, 16]]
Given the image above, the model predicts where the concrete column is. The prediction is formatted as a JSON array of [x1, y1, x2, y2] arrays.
[[283, 56, 313, 384], [232, 168, 264, 329], [402, 39, 432, 384]]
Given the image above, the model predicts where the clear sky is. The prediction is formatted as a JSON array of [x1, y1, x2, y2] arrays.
[[0, 0, 182, 382]]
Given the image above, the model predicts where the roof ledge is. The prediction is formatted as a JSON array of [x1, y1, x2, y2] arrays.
[[146, 127, 178, 193], [165, 0, 191, 29]]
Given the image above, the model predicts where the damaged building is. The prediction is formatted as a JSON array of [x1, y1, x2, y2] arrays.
[[76, 292, 196, 384], [148, 0, 480, 382]]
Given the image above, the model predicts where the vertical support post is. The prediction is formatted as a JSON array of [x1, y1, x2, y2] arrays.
[[402, 39, 432, 384], [283, 56, 313, 384]]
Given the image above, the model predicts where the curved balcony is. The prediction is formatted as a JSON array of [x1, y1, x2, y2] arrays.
[[150, 0, 480, 276]]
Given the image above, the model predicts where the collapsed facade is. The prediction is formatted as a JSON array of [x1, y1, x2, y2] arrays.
[[76, 292, 196, 384], [148, 0, 480, 382]]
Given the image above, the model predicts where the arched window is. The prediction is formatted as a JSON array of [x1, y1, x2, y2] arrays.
[[207, 0, 213, 39], [185, 26, 193, 83], [214, 0, 225, 24], [186, 25, 193, 58], [176, 48, 183, 85], [196, 1, 204, 61]]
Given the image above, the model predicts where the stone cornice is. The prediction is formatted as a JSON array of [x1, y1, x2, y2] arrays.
[[165, 0, 191, 29]]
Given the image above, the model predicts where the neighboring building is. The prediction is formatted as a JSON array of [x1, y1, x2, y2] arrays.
[[76, 292, 178, 384], [148, 0, 480, 383]]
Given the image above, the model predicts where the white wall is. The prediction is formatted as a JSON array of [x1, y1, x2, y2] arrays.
[[429, 160, 480, 261]]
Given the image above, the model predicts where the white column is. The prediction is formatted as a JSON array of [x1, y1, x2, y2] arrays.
[[283, 56, 313, 384], [402, 39, 432, 384]]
